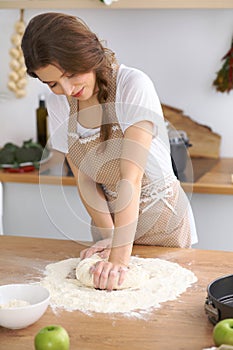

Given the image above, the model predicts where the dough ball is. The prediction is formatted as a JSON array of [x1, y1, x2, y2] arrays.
[[76, 255, 149, 290]]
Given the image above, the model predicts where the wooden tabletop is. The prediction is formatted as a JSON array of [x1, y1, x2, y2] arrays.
[[0, 236, 232, 350], [0, 151, 232, 194]]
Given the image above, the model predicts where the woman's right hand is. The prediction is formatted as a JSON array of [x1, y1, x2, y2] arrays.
[[80, 238, 112, 260]]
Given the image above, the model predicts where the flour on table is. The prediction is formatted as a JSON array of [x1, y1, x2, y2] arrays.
[[41, 256, 197, 315]]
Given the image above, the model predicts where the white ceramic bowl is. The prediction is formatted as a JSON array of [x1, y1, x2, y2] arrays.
[[0, 284, 50, 329]]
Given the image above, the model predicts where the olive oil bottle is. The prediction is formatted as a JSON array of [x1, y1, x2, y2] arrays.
[[36, 94, 48, 148]]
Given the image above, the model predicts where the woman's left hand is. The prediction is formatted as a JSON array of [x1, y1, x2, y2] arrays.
[[80, 238, 112, 260], [90, 260, 128, 291]]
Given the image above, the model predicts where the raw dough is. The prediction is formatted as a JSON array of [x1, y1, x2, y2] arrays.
[[76, 254, 150, 290]]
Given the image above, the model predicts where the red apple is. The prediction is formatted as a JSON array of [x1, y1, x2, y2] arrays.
[[34, 325, 70, 350], [213, 318, 233, 346]]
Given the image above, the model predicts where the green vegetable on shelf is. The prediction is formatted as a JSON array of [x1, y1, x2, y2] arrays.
[[15, 147, 42, 163], [15, 140, 43, 163], [3, 142, 19, 152], [0, 148, 16, 165], [0, 139, 49, 168]]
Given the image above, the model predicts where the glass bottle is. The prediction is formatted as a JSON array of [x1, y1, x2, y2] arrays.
[[36, 94, 48, 148]]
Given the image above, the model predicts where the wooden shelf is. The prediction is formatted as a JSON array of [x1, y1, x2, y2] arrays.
[[1, 0, 233, 9], [0, 152, 233, 194]]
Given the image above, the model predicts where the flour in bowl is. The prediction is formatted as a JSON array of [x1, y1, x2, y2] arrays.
[[40, 256, 197, 315], [0, 299, 30, 309]]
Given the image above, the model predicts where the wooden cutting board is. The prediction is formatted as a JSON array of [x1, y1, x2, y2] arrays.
[[162, 104, 221, 159]]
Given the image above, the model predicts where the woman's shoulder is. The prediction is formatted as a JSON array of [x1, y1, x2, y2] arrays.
[[117, 64, 154, 87], [116, 64, 161, 109]]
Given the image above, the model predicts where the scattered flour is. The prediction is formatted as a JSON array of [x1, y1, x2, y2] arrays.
[[40, 256, 197, 315], [0, 299, 30, 309]]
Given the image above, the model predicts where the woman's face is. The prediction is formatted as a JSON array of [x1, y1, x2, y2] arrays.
[[35, 64, 97, 100]]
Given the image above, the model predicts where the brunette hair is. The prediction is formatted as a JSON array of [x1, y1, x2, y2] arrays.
[[21, 12, 117, 141]]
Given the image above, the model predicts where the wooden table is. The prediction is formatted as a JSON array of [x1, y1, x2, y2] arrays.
[[0, 236, 232, 350]]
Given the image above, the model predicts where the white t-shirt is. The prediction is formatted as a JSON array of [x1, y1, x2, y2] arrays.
[[47, 64, 174, 182]]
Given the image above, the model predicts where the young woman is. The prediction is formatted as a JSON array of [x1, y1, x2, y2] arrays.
[[21, 12, 197, 290]]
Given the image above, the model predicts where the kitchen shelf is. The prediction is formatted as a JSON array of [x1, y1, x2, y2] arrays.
[[0, 152, 233, 194], [1, 0, 233, 9]]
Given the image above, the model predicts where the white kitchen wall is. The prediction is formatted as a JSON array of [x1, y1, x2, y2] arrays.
[[0, 8, 233, 155]]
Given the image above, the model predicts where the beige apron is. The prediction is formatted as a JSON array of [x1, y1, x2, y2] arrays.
[[67, 67, 191, 248]]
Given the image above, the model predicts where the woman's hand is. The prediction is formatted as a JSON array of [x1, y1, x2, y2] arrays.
[[90, 260, 128, 291], [80, 238, 112, 260], [89, 244, 132, 291]]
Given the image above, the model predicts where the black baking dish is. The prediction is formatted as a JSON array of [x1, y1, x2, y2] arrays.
[[205, 274, 233, 325]]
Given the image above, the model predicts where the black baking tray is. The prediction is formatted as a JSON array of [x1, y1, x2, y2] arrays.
[[205, 274, 233, 325]]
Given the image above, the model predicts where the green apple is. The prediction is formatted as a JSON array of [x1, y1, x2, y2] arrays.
[[213, 318, 233, 346], [34, 325, 70, 350]]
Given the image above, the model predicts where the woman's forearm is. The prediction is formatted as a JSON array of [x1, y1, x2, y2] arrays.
[[78, 174, 114, 239], [66, 155, 114, 239], [109, 178, 142, 266], [109, 121, 153, 265]]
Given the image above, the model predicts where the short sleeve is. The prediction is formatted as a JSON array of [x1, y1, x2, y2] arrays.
[[116, 66, 164, 136]]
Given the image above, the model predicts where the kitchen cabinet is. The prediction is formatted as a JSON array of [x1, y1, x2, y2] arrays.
[[2, 181, 92, 241], [0, 151, 92, 241], [1, 235, 233, 350], [2, 181, 233, 251], [0, 0, 233, 8]]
